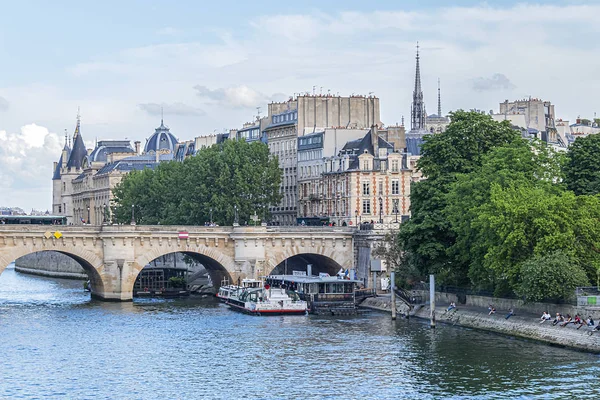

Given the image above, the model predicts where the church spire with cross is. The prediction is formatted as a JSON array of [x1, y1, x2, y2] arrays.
[[410, 42, 425, 131]]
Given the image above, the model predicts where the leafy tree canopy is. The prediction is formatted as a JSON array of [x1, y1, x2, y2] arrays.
[[111, 140, 282, 225], [564, 133, 600, 196]]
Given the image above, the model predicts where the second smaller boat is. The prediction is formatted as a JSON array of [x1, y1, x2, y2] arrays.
[[226, 284, 308, 315]]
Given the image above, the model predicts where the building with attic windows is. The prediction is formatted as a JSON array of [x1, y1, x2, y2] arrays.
[[52, 116, 179, 225], [309, 126, 411, 227]]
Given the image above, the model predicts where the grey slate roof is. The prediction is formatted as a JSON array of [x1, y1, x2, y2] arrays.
[[89, 140, 135, 163], [405, 129, 430, 156], [144, 120, 178, 153], [52, 145, 70, 180], [66, 122, 88, 169], [341, 130, 394, 170]]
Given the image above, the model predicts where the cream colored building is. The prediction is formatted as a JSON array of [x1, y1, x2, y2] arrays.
[[299, 127, 411, 226], [53, 117, 178, 225]]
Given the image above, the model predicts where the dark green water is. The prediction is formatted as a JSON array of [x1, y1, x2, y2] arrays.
[[0, 264, 598, 399]]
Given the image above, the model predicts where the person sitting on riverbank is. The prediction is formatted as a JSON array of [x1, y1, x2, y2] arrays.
[[540, 311, 551, 323], [576, 315, 589, 330], [446, 302, 456, 312], [488, 305, 496, 315], [552, 313, 563, 326], [505, 309, 514, 319], [560, 314, 573, 327], [586, 316, 595, 327]]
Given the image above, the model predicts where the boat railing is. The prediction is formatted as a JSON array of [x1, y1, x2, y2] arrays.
[[312, 293, 355, 302], [354, 288, 376, 301]]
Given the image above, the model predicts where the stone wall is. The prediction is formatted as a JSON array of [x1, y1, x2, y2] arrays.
[[15, 251, 87, 279], [413, 290, 600, 318]]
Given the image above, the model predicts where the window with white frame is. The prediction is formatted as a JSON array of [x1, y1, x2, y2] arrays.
[[392, 180, 399, 195], [362, 182, 370, 196], [362, 199, 371, 214]]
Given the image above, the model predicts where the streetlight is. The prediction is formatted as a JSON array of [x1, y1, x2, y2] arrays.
[[379, 197, 383, 224], [233, 205, 239, 225], [394, 199, 399, 223], [209, 208, 213, 225], [131, 204, 136, 225], [355, 209, 359, 226], [87, 206, 90, 225]]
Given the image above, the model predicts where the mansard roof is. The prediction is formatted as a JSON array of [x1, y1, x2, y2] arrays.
[[89, 140, 135, 163]]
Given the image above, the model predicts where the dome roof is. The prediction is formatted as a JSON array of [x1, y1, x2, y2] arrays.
[[144, 119, 178, 154]]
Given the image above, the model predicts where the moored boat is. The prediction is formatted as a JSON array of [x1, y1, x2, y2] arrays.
[[216, 278, 263, 302], [226, 285, 308, 315]]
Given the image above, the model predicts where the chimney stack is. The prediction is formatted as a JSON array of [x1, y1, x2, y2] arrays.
[[134, 141, 141, 155]]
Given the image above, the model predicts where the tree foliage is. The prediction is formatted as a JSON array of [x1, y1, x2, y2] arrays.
[[111, 140, 282, 225], [516, 251, 588, 303], [564, 133, 600, 196], [397, 110, 520, 285]]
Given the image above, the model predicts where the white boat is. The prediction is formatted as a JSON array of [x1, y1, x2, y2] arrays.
[[226, 285, 308, 315], [216, 278, 263, 302]]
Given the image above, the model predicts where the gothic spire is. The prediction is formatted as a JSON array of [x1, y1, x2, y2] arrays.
[[410, 42, 425, 131], [437, 78, 442, 117]]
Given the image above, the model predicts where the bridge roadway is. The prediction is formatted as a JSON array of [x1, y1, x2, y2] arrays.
[[0, 225, 367, 301]]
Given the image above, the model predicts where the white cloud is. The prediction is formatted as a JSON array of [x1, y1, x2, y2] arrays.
[[0, 124, 62, 210], [194, 85, 272, 108], [138, 102, 206, 117], [472, 73, 516, 92]]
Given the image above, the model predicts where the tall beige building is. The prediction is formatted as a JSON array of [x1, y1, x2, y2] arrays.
[[265, 95, 382, 225]]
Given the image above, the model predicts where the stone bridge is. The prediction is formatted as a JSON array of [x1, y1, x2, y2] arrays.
[[0, 225, 366, 301]]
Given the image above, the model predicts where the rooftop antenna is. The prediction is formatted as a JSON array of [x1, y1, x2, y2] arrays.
[[368, 91, 374, 97], [320, 87, 323, 95], [312, 86, 316, 96], [256, 106, 262, 120], [401, 116, 405, 127], [161, 105, 164, 125], [64, 129, 68, 147], [437, 78, 442, 117]]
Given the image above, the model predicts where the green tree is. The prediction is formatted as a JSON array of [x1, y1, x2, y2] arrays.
[[112, 140, 282, 225], [516, 251, 588, 303], [397, 111, 520, 284], [564, 133, 600, 195], [445, 139, 564, 292]]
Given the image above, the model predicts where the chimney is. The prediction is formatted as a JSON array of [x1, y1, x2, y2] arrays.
[[371, 125, 379, 156], [134, 141, 141, 155]]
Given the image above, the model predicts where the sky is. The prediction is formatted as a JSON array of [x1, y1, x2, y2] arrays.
[[0, 0, 599, 211]]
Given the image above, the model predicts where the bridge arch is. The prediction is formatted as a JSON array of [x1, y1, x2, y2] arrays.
[[266, 246, 353, 277], [0, 247, 105, 294], [129, 245, 238, 293]]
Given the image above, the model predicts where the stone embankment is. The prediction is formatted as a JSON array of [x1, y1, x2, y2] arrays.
[[360, 296, 600, 353]]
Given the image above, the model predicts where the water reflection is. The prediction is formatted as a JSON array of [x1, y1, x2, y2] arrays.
[[0, 264, 598, 399]]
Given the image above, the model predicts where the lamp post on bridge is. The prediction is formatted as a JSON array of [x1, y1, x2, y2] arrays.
[[131, 204, 136, 226], [209, 208, 213, 225], [378, 196, 383, 224], [394, 199, 399, 223], [87, 206, 90, 225]]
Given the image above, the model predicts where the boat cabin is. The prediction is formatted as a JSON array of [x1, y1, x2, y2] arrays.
[[265, 271, 362, 304]]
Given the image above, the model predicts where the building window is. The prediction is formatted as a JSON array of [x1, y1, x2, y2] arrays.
[[378, 180, 383, 195], [362, 199, 371, 214], [392, 180, 399, 195], [58, 205, 62, 213], [362, 182, 370, 196], [392, 160, 399, 172], [363, 161, 369, 171], [393, 199, 399, 214]]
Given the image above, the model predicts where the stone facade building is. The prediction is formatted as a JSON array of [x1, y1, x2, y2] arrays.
[[298, 127, 410, 226], [265, 95, 382, 225], [52, 116, 178, 225]]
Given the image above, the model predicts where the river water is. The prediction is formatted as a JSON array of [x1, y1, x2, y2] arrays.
[[0, 264, 598, 400]]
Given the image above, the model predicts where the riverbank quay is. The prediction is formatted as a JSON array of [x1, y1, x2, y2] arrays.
[[360, 296, 600, 353]]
